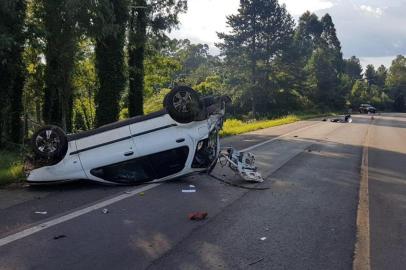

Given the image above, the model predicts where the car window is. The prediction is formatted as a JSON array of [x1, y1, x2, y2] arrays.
[[90, 146, 189, 183]]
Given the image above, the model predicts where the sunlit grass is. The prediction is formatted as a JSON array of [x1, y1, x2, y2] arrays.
[[220, 113, 330, 137], [0, 151, 24, 187]]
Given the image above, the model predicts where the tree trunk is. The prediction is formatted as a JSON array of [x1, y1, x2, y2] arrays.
[[128, 0, 147, 117], [9, 61, 25, 144]]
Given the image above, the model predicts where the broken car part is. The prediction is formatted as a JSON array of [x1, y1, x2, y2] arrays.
[[218, 148, 264, 183]]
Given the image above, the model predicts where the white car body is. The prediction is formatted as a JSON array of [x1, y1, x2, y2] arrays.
[[27, 110, 223, 184]]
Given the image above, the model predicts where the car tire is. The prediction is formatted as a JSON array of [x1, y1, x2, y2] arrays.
[[164, 86, 201, 123], [32, 125, 68, 164]]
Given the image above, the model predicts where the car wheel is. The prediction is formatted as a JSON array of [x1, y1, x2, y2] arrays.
[[164, 86, 201, 123], [32, 125, 68, 164]]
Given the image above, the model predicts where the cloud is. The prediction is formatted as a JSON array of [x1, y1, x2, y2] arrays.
[[170, 0, 406, 66], [315, 0, 406, 60], [359, 5, 383, 17], [170, 0, 336, 52]]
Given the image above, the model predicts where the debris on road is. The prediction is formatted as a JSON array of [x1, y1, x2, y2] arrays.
[[139, 192, 145, 196], [248, 258, 264, 266], [188, 212, 208, 221], [34, 211, 48, 215], [102, 208, 109, 214], [189, 185, 196, 188], [218, 148, 264, 183], [260, 237, 267, 241], [53, 235, 67, 240], [182, 189, 196, 193]]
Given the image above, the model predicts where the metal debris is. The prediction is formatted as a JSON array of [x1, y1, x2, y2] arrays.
[[102, 208, 109, 214], [53, 235, 67, 240], [188, 212, 208, 221], [34, 211, 47, 215]]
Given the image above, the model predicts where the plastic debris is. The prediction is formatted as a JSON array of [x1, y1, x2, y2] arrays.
[[182, 189, 196, 193], [53, 235, 66, 240], [102, 208, 109, 214], [139, 192, 145, 196], [189, 185, 196, 188], [35, 211, 47, 215], [260, 237, 267, 241], [188, 212, 208, 221]]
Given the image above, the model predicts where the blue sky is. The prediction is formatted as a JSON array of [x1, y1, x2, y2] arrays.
[[170, 0, 406, 68]]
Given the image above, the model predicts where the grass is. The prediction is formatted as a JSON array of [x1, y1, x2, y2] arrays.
[[0, 151, 25, 187], [220, 113, 332, 137]]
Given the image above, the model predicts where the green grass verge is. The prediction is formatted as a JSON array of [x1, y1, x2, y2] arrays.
[[0, 151, 25, 187], [220, 113, 332, 137]]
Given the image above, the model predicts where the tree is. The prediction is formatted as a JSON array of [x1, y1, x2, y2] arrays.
[[0, 0, 27, 146], [344, 56, 363, 82], [376, 65, 388, 89], [93, 0, 128, 127], [386, 55, 406, 112], [365, 64, 378, 86], [127, 0, 187, 117], [320, 14, 343, 73], [42, 0, 86, 131], [217, 0, 294, 116]]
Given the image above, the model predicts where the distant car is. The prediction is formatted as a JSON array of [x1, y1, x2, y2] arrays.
[[359, 104, 376, 114], [26, 86, 230, 185]]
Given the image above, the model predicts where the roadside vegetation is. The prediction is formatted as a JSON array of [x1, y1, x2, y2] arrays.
[[0, 151, 24, 187]]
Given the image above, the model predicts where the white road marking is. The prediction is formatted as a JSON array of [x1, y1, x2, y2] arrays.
[[0, 121, 323, 247], [353, 123, 371, 270], [241, 122, 323, 152], [0, 184, 160, 247]]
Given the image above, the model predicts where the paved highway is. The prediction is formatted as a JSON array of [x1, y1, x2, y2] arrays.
[[0, 113, 405, 270]]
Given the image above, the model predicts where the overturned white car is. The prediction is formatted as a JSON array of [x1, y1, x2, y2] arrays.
[[27, 87, 231, 184]]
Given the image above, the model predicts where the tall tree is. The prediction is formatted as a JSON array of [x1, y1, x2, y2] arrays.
[[376, 65, 388, 89], [320, 14, 342, 72], [387, 55, 406, 112], [0, 0, 27, 146], [94, 0, 128, 126], [365, 64, 378, 86], [344, 56, 363, 82], [127, 0, 187, 117], [42, 0, 84, 131], [218, 0, 294, 116]]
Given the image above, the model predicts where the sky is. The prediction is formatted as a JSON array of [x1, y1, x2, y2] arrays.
[[170, 0, 406, 68]]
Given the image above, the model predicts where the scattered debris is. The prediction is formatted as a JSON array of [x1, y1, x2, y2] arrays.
[[189, 185, 196, 188], [307, 149, 312, 152], [124, 191, 132, 194], [53, 235, 67, 240], [102, 208, 109, 214], [260, 237, 267, 241], [139, 192, 145, 196], [188, 212, 208, 221], [34, 211, 47, 215], [294, 135, 298, 138], [322, 118, 327, 122], [248, 258, 264, 266], [182, 189, 196, 193], [218, 148, 264, 183]]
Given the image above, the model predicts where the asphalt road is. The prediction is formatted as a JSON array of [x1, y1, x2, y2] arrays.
[[0, 113, 405, 270]]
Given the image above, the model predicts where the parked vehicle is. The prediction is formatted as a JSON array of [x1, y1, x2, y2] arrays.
[[26, 86, 231, 185], [359, 104, 376, 114]]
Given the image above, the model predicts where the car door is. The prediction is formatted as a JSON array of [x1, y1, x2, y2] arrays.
[[76, 126, 135, 180], [128, 114, 193, 179]]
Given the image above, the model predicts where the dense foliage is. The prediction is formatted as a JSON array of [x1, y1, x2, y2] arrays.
[[0, 0, 405, 149]]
